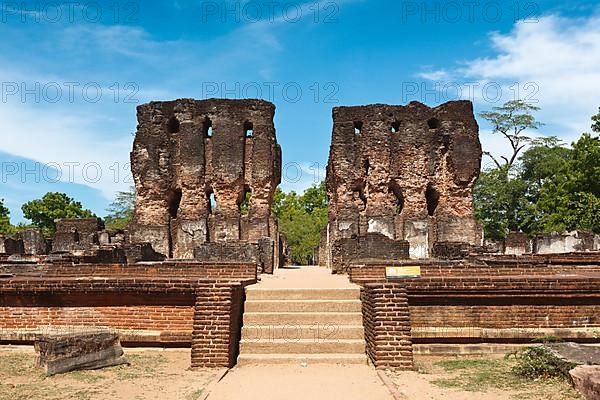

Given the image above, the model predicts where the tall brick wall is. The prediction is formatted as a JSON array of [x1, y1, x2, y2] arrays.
[[130, 99, 282, 260], [361, 283, 413, 369]]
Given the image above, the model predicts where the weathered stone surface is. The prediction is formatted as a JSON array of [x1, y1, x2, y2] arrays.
[[535, 231, 596, 254], [570, 366, 600, 400], [504, 231, 532, 255], [52, 218, 104, 252], [332, 233, 410, 272], [34, 330, 128, 375], [194, 242, 260, 264], [129, 98, 281, 261], [545, 342, 600, 365], [0, 236, 24, 255], [325, 100, 483, 270], [17, 229, 48, 255]]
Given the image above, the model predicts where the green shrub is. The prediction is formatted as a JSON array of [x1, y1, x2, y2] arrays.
[[507, 346, 575, 380]]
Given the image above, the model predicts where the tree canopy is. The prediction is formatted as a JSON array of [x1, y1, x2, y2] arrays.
[[474, 104, 600, 240], [0, 198, 11, 235], [479, 100, 544, 171], [104, 187, 135, 230], [21, 192, 95, 236], [273, 181, 328, 265]]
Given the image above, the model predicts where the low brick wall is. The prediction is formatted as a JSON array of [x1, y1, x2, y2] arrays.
[[0, 262, 256, 368], [361, 283, 413, 370], [1, 261, 257, 281], [349, 253, 600, 283], [352, 254, 600, 368]]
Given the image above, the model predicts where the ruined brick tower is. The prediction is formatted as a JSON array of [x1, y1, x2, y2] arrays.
[[129, 99, 282, 263], [326, 100, 483, 271]]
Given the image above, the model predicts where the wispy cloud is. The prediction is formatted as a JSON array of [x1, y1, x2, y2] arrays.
[[418, 13, 600, 138]]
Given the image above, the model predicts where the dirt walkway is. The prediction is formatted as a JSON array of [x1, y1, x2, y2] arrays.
[[207, 364, 393, 400]]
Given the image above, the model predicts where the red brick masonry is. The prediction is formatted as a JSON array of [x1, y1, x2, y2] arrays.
[[0, 262, 256, 368], [352, 253, 600, 370], [361, 284, 413, 370]]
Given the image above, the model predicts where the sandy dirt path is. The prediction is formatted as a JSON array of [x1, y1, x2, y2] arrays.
[[207, 364, 393, 400]]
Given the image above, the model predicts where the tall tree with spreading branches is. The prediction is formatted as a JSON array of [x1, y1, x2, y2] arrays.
[[479, 100, 546, 173]]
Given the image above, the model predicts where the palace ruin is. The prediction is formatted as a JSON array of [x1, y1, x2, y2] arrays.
[[0, 98, 599, 373], [325, 100, 483, 272], [129, 98, 283, 271]]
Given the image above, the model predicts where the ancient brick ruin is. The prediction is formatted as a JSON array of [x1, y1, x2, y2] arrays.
[[129, 99, 282, 271], [325, 100, 483, 272], [1, 98, 600, 375]]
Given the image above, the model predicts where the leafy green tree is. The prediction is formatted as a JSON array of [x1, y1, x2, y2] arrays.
[[0, 198, 12, 235], [21, 192, 95, 236], [592, 107, 600, 133], [475, 100, 548, 239], [519, 142, 570, 196], [534, 133, 600, 233], [479, 100, 544, 171], [299, 181, 327, 213], [473, 169, 533, 240], [105, 187, 135, 230], [273, 183, 328, 265]]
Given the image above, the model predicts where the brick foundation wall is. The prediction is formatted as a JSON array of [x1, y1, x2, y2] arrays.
[[0, 272, 255, 368], [360, 283, 413, 370], [353, 257, 600, 367], [349, 255, 600, 284], [0, 261, 257, 281]]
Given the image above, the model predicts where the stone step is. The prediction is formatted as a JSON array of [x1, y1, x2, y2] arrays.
[[240, 339, 365, 354], [237, 353, 368, 366], [242, 325, 365, 340], [243, 312, 363, 326], [246, 288, 360, 301], [244, 299, 362, 313]]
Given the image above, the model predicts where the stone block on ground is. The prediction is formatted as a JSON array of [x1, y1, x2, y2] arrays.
[[544, 342, 600, 365], [34, 330, 128, 375], [570, 365, 600, 400]]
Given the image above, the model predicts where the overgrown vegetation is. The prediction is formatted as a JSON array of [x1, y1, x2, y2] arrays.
[[507, 346, 576, 381], [474, 103, 600, 240], [426, 356, 582, 399]]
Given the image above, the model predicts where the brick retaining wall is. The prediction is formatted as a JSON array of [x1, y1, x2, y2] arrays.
[[0, 262, 256, 368], [353, 255, 600, 369]]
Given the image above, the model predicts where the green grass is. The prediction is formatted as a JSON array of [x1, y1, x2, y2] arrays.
[[430, 357, 583, 399], [433, 358, 521, 392]]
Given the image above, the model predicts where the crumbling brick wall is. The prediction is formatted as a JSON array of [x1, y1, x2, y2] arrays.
[[326, 100, 483, 270], [129, 99, 282, 262]]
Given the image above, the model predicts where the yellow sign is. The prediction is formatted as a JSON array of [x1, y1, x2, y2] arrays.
[[385, 266, 421, 278]]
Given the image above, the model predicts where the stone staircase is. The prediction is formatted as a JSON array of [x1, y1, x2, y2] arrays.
[[238, 286, 367, 365]]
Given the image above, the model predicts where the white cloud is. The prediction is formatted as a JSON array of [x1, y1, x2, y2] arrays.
[[417, 13, 600, 155], [416, 70, 449, 81]]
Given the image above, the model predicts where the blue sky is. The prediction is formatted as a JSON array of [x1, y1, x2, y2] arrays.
[[1, 0, 599, 223]]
